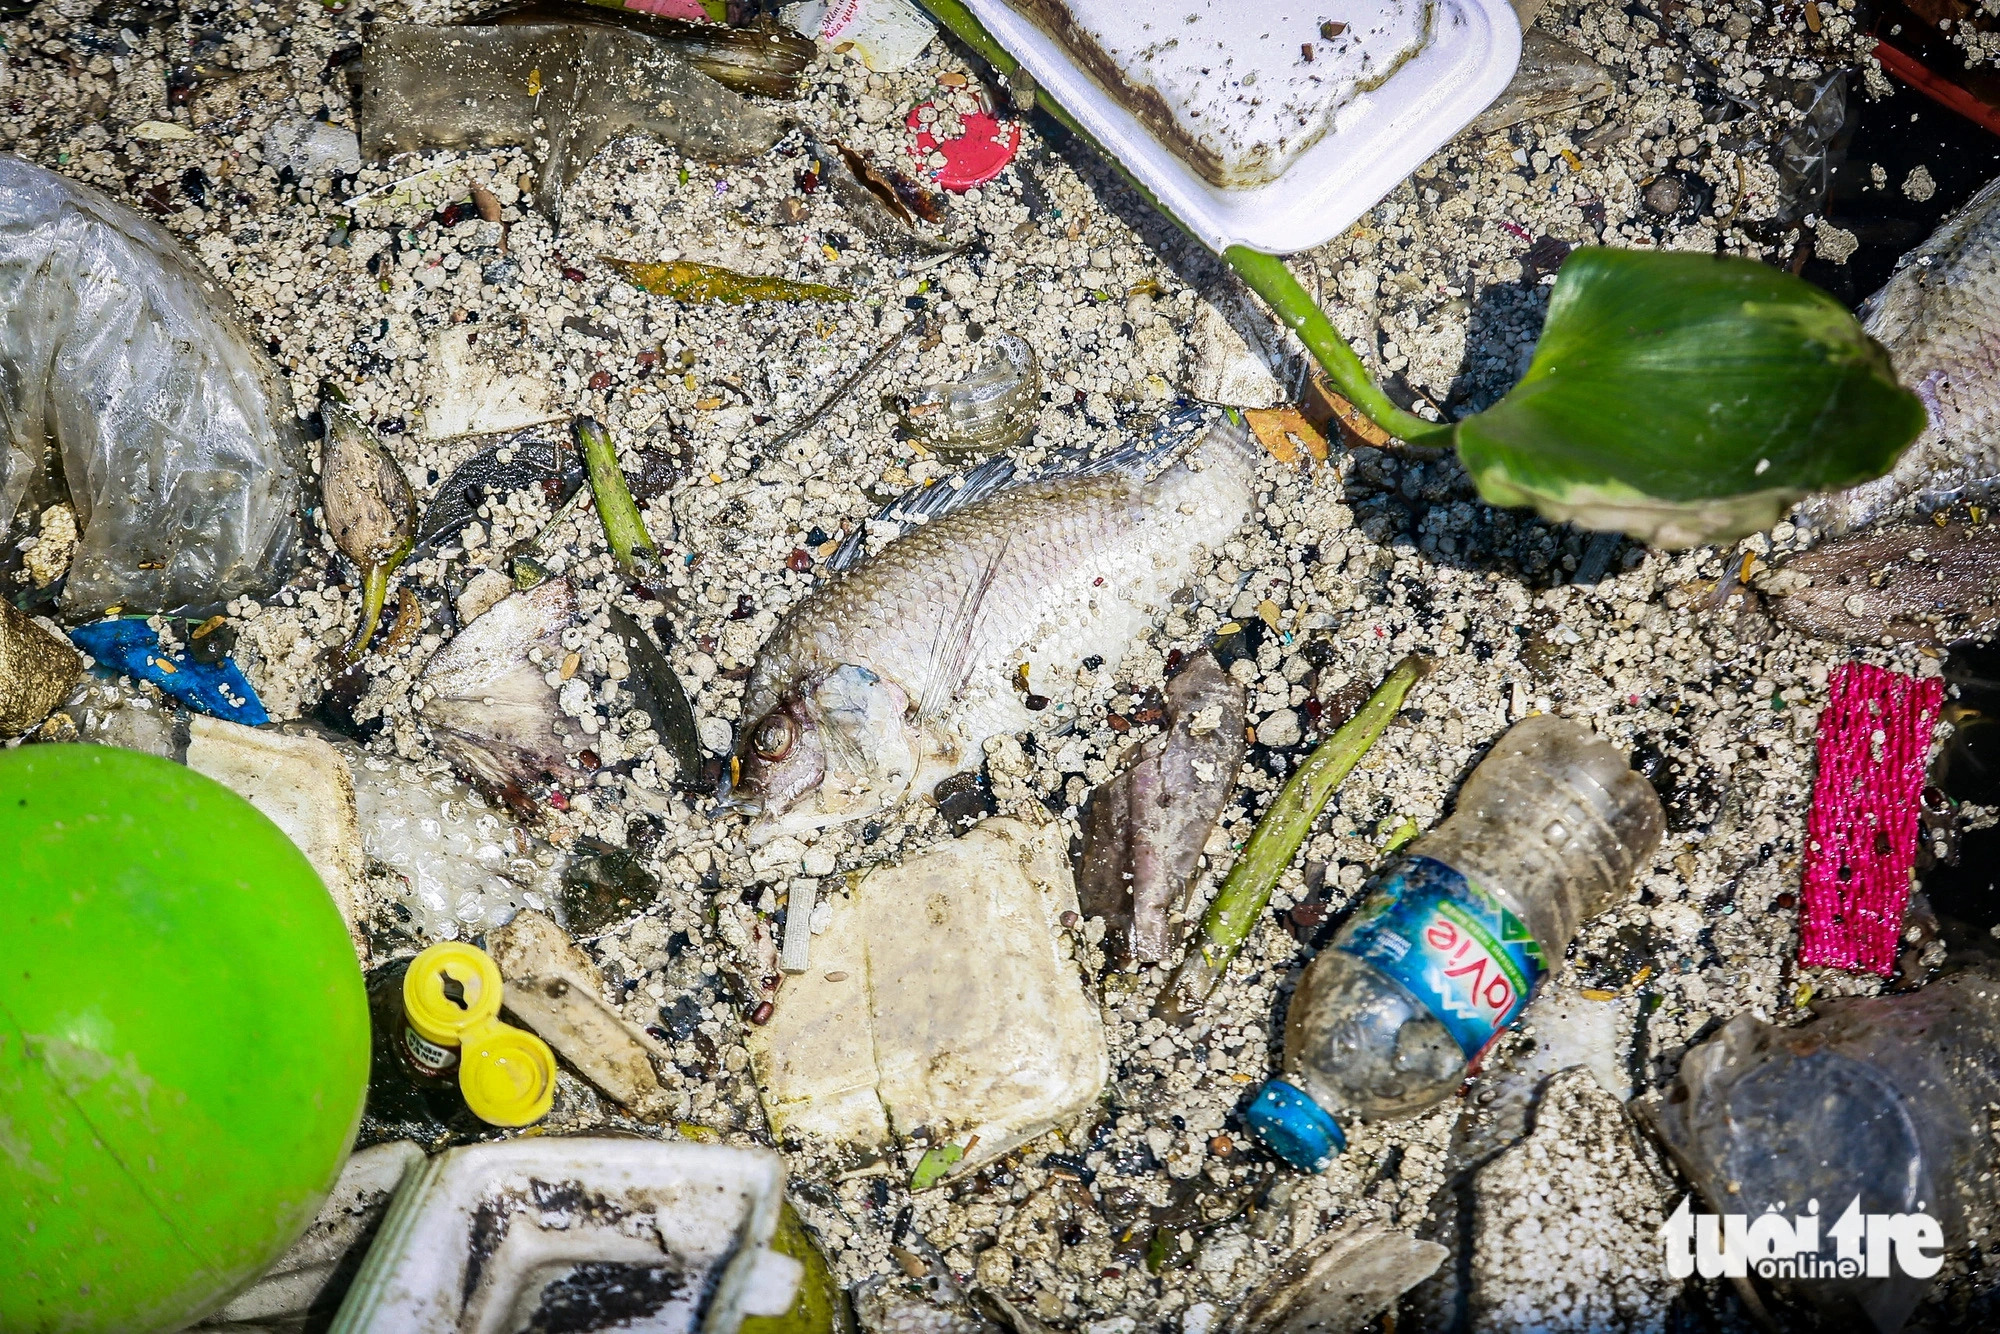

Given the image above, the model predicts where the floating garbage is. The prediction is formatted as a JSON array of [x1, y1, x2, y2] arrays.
[[604, 606, 702, 784], [70, 617, 269, 725], [746, 816, 1107, 1181], [391, 940, 558, 1128], [0, 154, 304, 618], [1159, 657, 1427, 1017], [332, 734, 567, 938], [1798, 662, 1945, 976], [1247, 716, 1664, 1170], [488, 908, 677, 1120], [198, 1142, 426, 1330], [894, 332, 1041, 457], [1076, 650, 1245, 964], [416, 577, 581, 804], [1766, 522, 2000, 645], [0, 744, 368, 1334], [186, 717, 371, 960], [1228, 1216, 1445, 1334], [261, 115, 363, 180], [414, 422, 584, 553], [781, 0, 936, 73], [0, 600, 81, 736], [1641, 964, 2000, 1334], [360, 25, 785, 221], [479, 0, 816, 99], [329, 1137, 801, 1333], [1465, 30, 1612, 136], [606, 256, 853, 304]]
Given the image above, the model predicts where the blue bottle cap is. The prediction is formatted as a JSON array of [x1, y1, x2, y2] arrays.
[[1246, 1079, 1346, 1172]]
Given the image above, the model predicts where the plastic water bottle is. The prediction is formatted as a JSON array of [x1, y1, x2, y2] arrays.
[[1247, 715, 1665, 1170]]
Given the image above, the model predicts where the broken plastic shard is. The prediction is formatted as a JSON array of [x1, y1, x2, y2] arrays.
[[69, 618, 268, 726], [416, 577, 579, 803], [1076, 651, 1245, 964], [197, 1142, 424, 1329], [1228, 1216, 1444, 1334], [261, 115, 363, 179], [0, 154, 304, 618], [360, 25, 785, 222], [895, 333, 1042, 457]]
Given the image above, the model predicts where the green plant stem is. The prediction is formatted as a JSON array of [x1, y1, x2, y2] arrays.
[[1157, 655, 1431, 1021], [1223, 248, 1456, 448], [343, 553, 403, 666], [915, 0, 1439, 448], [574, 417, 656, 573]]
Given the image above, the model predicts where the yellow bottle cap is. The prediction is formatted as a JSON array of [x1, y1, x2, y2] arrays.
[[402, 942, 504, 1048], [458, 1018, 556, 1127]]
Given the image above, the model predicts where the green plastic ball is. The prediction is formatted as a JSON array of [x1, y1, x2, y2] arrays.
[[0, 745, 370, 1333]]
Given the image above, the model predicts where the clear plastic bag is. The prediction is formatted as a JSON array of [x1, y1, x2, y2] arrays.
[[0, 155, 304, 618]]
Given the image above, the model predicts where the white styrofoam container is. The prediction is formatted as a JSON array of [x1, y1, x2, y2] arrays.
[[327, 1139, 800, 1334], [964, 0, 1521, 254]]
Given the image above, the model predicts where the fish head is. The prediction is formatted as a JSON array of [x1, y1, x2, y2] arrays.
[[738, 663, 922, 845]]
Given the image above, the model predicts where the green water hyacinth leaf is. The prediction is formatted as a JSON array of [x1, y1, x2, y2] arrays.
[[1453, 248, 1926, 547]]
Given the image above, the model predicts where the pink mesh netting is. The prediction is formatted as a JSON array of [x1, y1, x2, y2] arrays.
[[1798, 662, 1945, 975]]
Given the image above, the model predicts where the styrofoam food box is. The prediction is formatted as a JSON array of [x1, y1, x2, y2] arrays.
[[964, 0, 1522, 254]]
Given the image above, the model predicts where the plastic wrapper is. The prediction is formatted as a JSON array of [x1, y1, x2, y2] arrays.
[[0, 155, 304, 619], [360, 25, 785, 222], [1643, 966, 2000, 1333]]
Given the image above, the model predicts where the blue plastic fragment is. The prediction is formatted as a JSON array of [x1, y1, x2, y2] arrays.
[[68, 618, 268, 726]]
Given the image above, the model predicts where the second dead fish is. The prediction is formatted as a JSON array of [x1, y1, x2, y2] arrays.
[[1794, 174, 2000, 536], [735, 407, 1264, 844]]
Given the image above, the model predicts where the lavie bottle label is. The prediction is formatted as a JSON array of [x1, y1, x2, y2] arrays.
[[1336, 855, 1546, 1058]]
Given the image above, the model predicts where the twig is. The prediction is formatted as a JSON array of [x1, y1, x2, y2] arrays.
[[1156, 655, 1431, 1022], [768, 321, 917, 451]]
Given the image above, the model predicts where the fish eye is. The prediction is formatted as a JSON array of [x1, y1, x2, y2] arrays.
[[753, 715, 794, 761]]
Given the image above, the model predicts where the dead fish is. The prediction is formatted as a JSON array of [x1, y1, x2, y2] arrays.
[[735, 408, 1264, 845], [1763, 522, 2000, 645], [1077, 650, 1245, 963], [417, 577, 579, 808], [1794, 175, 2000, 536]]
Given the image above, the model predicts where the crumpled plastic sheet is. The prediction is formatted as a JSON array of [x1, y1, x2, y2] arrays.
[[0, 154, 304, 618], [360, 24, 784, 221], [69, 618, 268, 726], [1798, 660, 1944, 974]]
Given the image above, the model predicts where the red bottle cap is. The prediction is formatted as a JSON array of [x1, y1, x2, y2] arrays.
[[907, 102, 1020, 192]]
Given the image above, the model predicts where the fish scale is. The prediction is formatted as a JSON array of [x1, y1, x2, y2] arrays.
[[737, 418, 1262, 843]]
